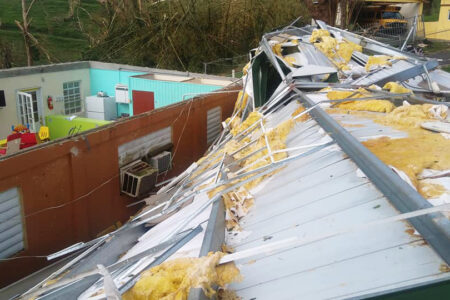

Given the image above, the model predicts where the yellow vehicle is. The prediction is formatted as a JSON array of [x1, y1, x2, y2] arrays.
[[358, 6, 408, 35]]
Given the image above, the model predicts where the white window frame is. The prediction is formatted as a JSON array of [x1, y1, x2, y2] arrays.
[[16, 87, 44, 132], [63, 81, 82, 115]]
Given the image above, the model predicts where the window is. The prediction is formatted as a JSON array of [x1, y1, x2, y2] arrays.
[[382, 12, 402, 20], [0, 187, 25, 259], [423, 0, 441, 22], [63, 81, 82, 114], [207, 107, 222, 144]]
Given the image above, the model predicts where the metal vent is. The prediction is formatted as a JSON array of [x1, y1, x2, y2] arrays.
[[121, 162, 158, 198], [151, 151, 172, 173], [207, 107, 222, 144], [0, 187, 24, 259]]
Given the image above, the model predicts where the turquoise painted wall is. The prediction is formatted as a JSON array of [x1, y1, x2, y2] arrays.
[[129, 77, 222, 109], [46, 115, 110, 140], [89, 68, 224, 116], [89, 68, 145, 117], [89, 68, 145, 96]]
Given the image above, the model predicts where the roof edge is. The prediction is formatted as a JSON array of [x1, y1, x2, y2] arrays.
[[0, 61, 235, 82]]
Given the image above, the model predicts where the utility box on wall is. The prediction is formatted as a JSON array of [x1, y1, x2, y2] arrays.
[[115, 84, 129, 103]]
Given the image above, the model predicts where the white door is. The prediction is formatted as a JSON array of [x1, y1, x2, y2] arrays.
[[17, 91, 41, 132]]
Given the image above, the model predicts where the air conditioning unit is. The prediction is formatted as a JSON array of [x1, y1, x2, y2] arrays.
[[151, 151, 172, 173], [121, 161, 157, 198]]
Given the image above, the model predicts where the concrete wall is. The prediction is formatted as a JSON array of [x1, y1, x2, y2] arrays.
[[0, 61, 234, 141], [0, 68, 90, 139], [0, 86, 239, 287], [425, 0, 450, 40], [399, 3, 423, 19]]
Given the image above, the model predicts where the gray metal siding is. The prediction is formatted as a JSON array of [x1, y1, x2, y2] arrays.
[[118, 127, 172, 167], [0, 187, 24, 259], [206, 107, 222, 144]]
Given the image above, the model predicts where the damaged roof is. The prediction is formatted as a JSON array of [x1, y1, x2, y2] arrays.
[[7, 20, 450, 300]]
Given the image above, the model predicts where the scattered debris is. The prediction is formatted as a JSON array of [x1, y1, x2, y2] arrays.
[[18, 19, 450, 300]]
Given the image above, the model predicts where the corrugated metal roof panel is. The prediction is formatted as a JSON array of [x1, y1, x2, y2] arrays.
[[228, 102, 450, 299], [352, 60, 415, 85]]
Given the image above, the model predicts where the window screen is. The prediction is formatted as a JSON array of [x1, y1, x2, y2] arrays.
[[0, 187, 24, 259], [207, 107, 222, 144]]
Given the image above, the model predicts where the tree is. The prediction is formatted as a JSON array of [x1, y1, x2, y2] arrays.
[[15, 0, 36, 66], [15, 0, 53, 66], [304, 0, 338, 26], [66, 0, 82, 20], [0, 38, 13, 69], [81, 0, 310, 72]]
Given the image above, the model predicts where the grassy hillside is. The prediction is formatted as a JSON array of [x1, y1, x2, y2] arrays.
[[0, 0, 101, 67]]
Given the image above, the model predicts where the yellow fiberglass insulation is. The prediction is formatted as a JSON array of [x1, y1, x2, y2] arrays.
[[232, 91, 249, 116], [272, 43, 283, 57], [418, 182, 447, 199], [326, 89, 395, 113], [365, 55, 392, 71], [283, 56, 296, 67], [377, 104, 448, 129], [309, 29, 331, 42], [242, 62, 250, 75], [271, 42, 298, 67], [291, 104, 311, 122], [206, 118, 296, 230], [337, 41, 363, 63], [309, 29, 362, 70], [238, 118, 295, 191], [383, 82, 412, 94], [225, 116, 241, 132], [313, 35, 337, 58], [230, 111, 263, 136], [122, 252, 241, 300], [362, 130, 450, 190]]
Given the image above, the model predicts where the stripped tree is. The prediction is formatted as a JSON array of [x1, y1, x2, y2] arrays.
[[15, 0, 36, 66], [15, 0, 53, 66]]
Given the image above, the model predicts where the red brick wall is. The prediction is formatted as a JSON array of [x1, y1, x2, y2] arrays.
[[0, 87, 239, 287]]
